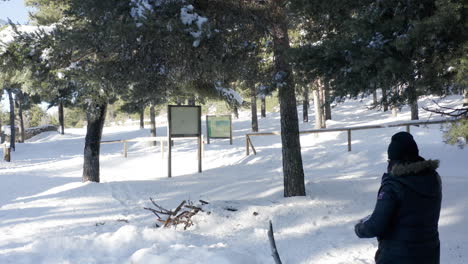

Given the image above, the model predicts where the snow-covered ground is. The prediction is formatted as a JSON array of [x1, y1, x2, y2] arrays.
[[1, 95, 467, 264]]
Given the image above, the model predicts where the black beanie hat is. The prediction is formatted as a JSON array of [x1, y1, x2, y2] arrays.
[[387, 132, 419, 161]]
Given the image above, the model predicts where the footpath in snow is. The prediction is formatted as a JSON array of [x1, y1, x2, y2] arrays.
[[0, 95, 467, 264]]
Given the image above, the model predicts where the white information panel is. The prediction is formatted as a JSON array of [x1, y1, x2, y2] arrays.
[[169, 106, 201, 137], [167, 105, 202, 178]]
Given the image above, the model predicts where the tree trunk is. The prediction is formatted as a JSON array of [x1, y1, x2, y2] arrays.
[[373, 90, 378, 106], [82, 103, 107, 183], [251, 83, 258, 132], [410, 99, 419, 120], [261, 97, 266, 118], [58, 101, 65, 134], [233, 105, 239, 119], [0, 109, 2, 143], [270, 0, 305, 197], [463, 88, 468, 106], [324, 79, 332, 120], [392, 105, 398, 117], [187, 97, 196, 106], [16, 95, 25, 143], [319, 81, 326, 128], [150, 104, 157, 146], [313, 88, 323, 129], [6, 88, 15, 151], [408, 85, 419, 120], [391, 86, 398, 117], [139, 108, 144, 129], [303, 85, 309, 123], [382, 87, 388, 112]]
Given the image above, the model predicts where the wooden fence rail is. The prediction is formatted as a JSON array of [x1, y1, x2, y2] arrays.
[[246, 119, 461, 156], [101, 135, 205, 158]]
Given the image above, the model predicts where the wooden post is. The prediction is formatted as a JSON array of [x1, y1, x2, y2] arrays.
[[347, 129, 352, 152], [206, 116, 210, 144], [246, 135, 250, 156], [3, 145, 11, 162], [230, 115, 233, 145], [160, 139, 164, 159], [168, 134, 172, 178], [406, 125, 410, 133], [123, 141, 128, 158], [201, 135, 205, 157], [198, 135, 202, 173]]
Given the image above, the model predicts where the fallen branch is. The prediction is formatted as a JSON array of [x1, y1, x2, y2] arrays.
[[144, 198, 208, 230], [268, 220, 283, 264]]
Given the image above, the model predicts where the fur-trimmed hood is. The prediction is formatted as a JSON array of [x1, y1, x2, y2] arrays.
[[391, 159, 440, 177], [386, 159, 441, 198]]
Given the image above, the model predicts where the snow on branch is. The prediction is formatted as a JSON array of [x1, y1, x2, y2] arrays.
[[180, 5, 208, 47], [130, 0, 154, 19], [215, 81, 244, 106]]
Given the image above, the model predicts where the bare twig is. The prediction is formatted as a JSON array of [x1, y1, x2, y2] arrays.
[[423, 100, 468, 118]]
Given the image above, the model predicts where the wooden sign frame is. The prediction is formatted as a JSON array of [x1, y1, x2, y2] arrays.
[[167, 105, 202, 178]]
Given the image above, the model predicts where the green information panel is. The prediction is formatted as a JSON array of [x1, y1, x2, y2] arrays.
[[207, 116, 231, 138], [206, 115, 232, 144]]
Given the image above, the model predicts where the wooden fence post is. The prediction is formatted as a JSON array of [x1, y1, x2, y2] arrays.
[[246, 135, 250, 156], [3, 145, 11, 162], [347, 129, 352, 152], [123, 141, 128, 158], [160, 139, 164, 159]]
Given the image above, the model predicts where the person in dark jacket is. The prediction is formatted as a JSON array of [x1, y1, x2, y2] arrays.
[[355, 132, 442, 264]]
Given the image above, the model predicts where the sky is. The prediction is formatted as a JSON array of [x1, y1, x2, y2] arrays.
[[0, 0, 31, 25]]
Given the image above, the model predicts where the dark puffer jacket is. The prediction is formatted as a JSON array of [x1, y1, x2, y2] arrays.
[[355, 158, 442, 264]]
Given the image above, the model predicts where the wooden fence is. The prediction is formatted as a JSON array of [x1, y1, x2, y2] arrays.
[[101, 135, 205, 158], [245, 119, 461, 156]]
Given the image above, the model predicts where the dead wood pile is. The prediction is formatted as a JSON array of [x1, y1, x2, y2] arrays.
[[144, 198, 209, 230]]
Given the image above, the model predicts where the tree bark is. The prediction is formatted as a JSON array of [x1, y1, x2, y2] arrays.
[[6, 88, 15, 151], [150, 103, 157, 146], [463, 88, 468, 106], [373, 90, 378, 106], [261, 97, 266, 118], [58, 101, 65, 134], [270, 0, 305, 197], [251, 83, 258, 132], [319, 81, 326, 128], [0, 108, 2, 143], [82, 103, 107, 183], [324, 79, 332, 120], [16, 95, 25, 143], [382, 87, 388, 112], [187, 97, 196, 106], [392, 105, 398, 117], [410, 99, 419, 120], [233, 105, 239, 119], [303, 85, 309, 123], [408, 84, 419, 120], [391, 86, 398, 117], [139, 108, 145, 129]]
